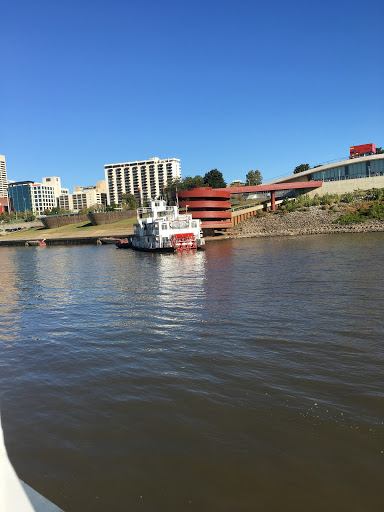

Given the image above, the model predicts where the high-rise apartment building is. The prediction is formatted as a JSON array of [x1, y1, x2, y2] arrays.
[[104, 157, 181, 205], [0, 155, 8, 197]]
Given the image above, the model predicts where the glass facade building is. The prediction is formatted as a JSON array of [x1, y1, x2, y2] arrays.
[[312, 158, 384, 182], [8, 182, 34, 214]]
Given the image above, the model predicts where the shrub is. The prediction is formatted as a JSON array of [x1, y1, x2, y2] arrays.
[[321, 193, 334, 205], [370, 188, 383, 201], [285, 201, 298, 212], [296, 194, 311, 207], [370, 201, 384, 220], [280, 199, 297, 212], [354, 189, 365, 199], [335, 212, 365, 225], [343, 192, 354, 203], [335, 197, 384, 224]]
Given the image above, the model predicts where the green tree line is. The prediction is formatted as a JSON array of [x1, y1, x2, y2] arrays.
[[0, 210, 36, 223], [165, 169, 227, 195]]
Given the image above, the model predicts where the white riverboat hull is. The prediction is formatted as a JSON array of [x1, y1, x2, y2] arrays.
[[121, 200, 205, 253]]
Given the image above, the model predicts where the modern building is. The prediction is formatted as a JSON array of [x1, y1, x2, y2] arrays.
[[59, 180, 107, 212], [7, 181, 34, 214], [0, 155, 8, 198], [8, 176, 69, 215], [104, 157, 181, 205], [30, 182, 58, 213], [265, 153, 384, 197]]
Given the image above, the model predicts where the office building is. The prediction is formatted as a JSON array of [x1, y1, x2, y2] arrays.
[[59, 181, 107, 212], [104, 157, 181, 205], [8, 176, 69, 215], [8, 181, 34, 214]]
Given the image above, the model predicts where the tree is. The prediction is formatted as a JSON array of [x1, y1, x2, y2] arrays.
[[183, 175, 206, 190], [106, 203, 120, 211], [293, 164, 310, 174], [203, 169, 226, 188], [121, 193, 138, 210], [0, 212, 11, 222], [245, 170, 263, 185], [376, 147, 384, 154], [164, 177, 183, 198], [87, 203, 104, 213], [24, 210, 36, 222], [48, 206, 66, 215]]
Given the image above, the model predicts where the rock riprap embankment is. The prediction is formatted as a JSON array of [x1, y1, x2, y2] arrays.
[[226, 206, 384, 238]]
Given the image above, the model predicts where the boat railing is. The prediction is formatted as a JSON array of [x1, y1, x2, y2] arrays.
[[137, 206, 176, 217]]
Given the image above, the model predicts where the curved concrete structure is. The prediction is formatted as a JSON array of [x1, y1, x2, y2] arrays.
[[179, 187, 232, 230]]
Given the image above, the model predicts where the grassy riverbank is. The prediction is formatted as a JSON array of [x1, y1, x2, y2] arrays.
[[0, 217, 136, 241]]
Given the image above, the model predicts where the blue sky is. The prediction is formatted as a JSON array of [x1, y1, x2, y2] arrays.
[[1, 0, 383, 191]]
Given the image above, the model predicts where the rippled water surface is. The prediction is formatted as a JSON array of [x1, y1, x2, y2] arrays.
[[1, 233, 383, 511]]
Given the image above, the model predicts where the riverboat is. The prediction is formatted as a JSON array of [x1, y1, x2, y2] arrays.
[[117, 200, 205, 252]]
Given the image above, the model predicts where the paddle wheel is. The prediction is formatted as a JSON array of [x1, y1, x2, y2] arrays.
[[170, 233, 197, 251]]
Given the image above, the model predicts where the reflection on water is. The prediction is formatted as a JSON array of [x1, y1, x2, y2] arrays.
[[0, 234, 384, 512], [0, 248, 21, 342]]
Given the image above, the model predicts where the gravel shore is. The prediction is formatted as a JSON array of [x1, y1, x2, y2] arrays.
[[225, 206, 384, 239]]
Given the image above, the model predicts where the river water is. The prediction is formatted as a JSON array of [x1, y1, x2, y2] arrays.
[[0, 233, 383, 512]]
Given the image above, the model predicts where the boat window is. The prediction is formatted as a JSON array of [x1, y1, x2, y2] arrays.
[[191, 221, 197, 228], [162, 223, 167, 230]]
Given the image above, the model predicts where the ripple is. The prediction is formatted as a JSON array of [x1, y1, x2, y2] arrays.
[[1, 236, 384, 512]]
